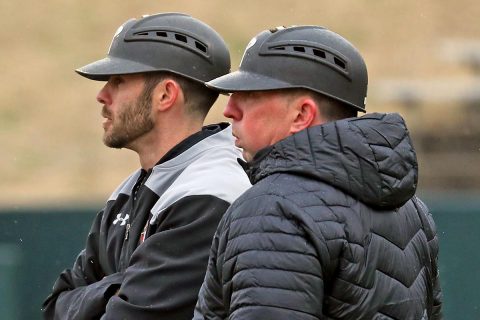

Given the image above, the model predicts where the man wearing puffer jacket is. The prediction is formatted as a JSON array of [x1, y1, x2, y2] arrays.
[[194, 25, 442, 320]]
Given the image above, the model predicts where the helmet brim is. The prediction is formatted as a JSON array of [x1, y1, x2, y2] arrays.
[[75, 56, 157, 81], [206, 70, 293, 93], [208, 70, 366, 112]]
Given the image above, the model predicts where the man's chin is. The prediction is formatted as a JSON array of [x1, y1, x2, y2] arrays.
[[103, 136, 125, 149], [242, 151, 253, 162]]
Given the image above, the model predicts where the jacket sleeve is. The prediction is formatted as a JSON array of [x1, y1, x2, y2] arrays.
[[194, 216, 229, 320], [431, 255, 443, 320], [42, 210, 123, 320], [429, 232, 442, 320], [102, 195, 230, 320], [413, 197, 443, 319], [199, 194, 327, 319], [422, 202, 443, 319]]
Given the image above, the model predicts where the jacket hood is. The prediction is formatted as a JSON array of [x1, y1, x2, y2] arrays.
[[246, 113, 418, 209]]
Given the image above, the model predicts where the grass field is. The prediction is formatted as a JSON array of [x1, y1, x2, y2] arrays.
[[1, 0, 479, 206]]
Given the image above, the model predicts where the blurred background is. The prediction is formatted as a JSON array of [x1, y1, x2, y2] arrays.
[[0, 0, 478, 318]]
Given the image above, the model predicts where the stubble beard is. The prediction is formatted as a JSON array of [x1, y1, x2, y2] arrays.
[[103, 88, 155, 149]]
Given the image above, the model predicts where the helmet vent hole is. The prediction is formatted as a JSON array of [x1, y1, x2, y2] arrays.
[[313, 49, 326, 58], [175, 34, 188, 43], [126, 29, 210, 58], [265, 44, 349, 75], [195, 41, 207, 53], [334, 57, 346, 69]]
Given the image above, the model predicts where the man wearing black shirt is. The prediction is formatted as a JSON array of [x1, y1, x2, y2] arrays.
[[42, 13, 250, 320]]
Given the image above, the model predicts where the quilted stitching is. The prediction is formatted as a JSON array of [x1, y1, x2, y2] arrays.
[[196, 113, 441, 320]]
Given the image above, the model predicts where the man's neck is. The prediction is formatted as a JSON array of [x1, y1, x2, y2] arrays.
[[133, 122, 203, 170]]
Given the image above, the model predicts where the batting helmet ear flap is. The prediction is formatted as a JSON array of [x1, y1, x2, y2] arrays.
[[207, 26, 368, 112], [76, 13, 231, 84]]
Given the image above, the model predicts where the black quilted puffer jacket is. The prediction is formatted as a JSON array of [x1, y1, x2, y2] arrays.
[[194, 113, 442, 320]]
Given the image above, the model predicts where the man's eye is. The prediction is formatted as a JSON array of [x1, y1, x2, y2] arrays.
[[110, 77, 124, 86]]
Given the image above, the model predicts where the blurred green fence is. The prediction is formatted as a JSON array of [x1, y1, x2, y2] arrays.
[[0, 208, 96, 320], [0, 194, 478, 319]]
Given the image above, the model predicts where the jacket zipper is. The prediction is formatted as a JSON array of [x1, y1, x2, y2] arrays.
[[125, 223, 131, 241]]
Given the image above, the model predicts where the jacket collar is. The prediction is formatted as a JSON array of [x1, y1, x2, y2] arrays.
[[246, 113, 418, 209]]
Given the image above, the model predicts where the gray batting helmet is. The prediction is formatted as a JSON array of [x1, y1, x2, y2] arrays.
[[76, 13, 230, 84], [207, 26, 368, 112]]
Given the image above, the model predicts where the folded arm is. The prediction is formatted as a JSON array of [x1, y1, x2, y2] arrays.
[[102, 195, 229, 320]]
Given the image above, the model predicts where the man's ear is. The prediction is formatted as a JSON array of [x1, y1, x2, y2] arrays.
[[151, 79, 182, 112], [289, 97, 321, 134]]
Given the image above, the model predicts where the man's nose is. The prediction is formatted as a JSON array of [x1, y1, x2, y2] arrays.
[[96, 83, 111, 105], [223, 97, 240, 120]]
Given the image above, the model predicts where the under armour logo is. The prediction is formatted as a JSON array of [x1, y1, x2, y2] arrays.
[[113, 213, 130, 226]]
